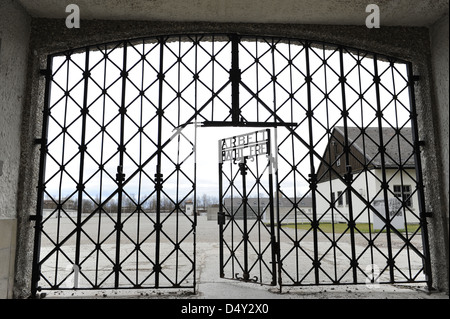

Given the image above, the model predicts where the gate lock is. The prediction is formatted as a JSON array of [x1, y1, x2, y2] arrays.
[[217, 211, 226, 225]]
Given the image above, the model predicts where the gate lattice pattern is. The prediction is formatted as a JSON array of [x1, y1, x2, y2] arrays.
[[218, 129, 277, 286], [32, 34, 431, 295]]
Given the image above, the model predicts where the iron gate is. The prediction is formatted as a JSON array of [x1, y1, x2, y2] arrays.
[[218, 129, 277, 286], [32, 34, 432, 296]]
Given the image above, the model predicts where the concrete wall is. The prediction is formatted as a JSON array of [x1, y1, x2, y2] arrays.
[[0, 0, 31, 298], [429, 13, 449, 294], [11, 18, 449, 296]]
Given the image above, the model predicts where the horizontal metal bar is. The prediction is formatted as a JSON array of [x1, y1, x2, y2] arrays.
[[202, 121, 297, 127]]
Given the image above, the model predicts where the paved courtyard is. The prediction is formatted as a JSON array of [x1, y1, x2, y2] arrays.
[[38, 214, 447, 299]]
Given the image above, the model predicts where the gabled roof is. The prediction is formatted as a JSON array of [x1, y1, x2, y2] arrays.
[[333, 126, 415, 168], [316, 126, 415, 179]]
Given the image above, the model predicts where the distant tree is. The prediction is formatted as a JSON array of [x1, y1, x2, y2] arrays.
[[201, 193, 209, 209], [104, 198, 118, 214], [82, 199, 95, 214]]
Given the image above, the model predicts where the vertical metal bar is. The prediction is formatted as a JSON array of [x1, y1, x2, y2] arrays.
[[154, 37, 165, 288], [74, 48, 90, 280], [192, 36, 198, 292], [231, 34, 240, 123], [290, 41, 300, 284], [55, 54, 72, 287], [174, 37, 182, 288], [373, 54, 395, 283], [135, 39, 146, 286], [256, 38, 260, 122], [230, 158, 235, 278], [271, 38, 277, 123], [304, 42, 320, 284], [193, 122, 198, 291], [407, 62, 433, 290], [240, 158, 249, 281], [255, 134, 262, 282], [339, 47, 357, 283], [274, 127, 283, 291], [357, 52, 376, 281], [115, 47, 127, 286], [391, 62, 413, 280], [114, 41, 128, 288], [31, 56, 53, 297], [211, 36, 215, 120], [268, 39, 276, 282], [323, 45, 338, 283], [218, 139, 225, 278], [95, 43, 109, 288], [327, 133, 338, 283], [266, 129, 277, 286]]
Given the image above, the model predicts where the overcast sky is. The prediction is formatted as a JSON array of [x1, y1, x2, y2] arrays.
[[43, 39, 412, 205]]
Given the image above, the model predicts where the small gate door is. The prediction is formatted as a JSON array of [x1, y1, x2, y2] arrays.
[[218, 129, 278, 286]]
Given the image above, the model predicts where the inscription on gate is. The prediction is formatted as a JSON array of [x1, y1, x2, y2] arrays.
[[218, 128, 277, 286], [220, 130, 269, 163]]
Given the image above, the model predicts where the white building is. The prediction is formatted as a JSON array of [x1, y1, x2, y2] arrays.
[[316, 126, 420, 228], [185, 200, 194, 215]]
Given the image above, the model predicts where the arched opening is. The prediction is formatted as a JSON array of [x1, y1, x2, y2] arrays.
[[31, 34, 431, 296]]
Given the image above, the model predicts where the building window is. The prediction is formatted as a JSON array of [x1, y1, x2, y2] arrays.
[[359, 188, 365, 197], [393, 185, 412, 207], [337, 191, 343, 206]]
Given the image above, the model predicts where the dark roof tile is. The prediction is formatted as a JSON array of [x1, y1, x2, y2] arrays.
[[334, 126, 415, 168]]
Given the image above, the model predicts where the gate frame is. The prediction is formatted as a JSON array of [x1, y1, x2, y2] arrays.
[[29, 33, 433, 297], [218, 128, 278, 286]]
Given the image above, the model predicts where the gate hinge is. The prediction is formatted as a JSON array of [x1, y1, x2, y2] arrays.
[[308, 173, 317, 190], [272, 240, 280, 255], [39, 69, 51, 78], [414, 140, 425, 151], [29, 214, 42, 223], [409, 75, 420, 84], [115, 165, 125, 182], [34, 138, 47, 145], [344, 165, 353, 183], [421, 212, 432, 218]]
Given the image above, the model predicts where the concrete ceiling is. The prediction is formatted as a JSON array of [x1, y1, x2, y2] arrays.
[[17, 0, 449, 26]]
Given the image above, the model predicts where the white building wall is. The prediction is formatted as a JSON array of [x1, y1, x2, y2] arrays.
[[316, 169, 419, 225]]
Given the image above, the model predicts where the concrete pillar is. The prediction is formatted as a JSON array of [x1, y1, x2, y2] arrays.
[[0, 0, 31, 299], [429, 13, 449, 294], [0, 219, 17, 298]]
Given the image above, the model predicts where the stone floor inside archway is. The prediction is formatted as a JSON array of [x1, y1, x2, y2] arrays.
[[39, 215, 446, 299]]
